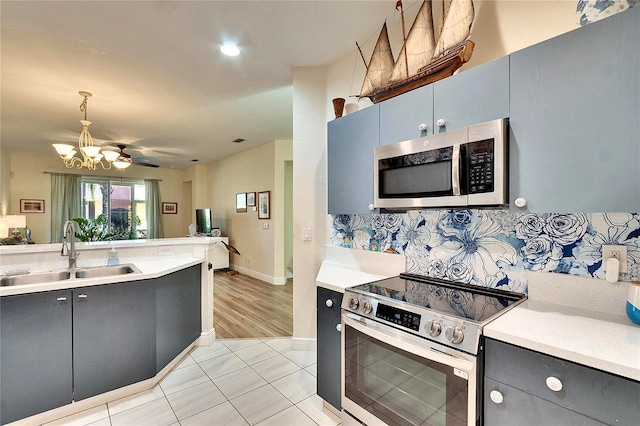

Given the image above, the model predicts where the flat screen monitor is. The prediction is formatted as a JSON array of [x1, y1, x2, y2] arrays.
[[195, 208, 212, 235]]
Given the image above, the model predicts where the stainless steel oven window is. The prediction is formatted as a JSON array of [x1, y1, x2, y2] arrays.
[[344, 324, 468, 426]]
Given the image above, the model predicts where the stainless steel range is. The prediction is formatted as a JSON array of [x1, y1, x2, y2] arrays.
[[341, 273, 526, 426]]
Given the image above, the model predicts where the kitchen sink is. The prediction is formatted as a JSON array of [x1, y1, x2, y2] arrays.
[[1, 271, 72, 286], [73, 264, 141, 279], [1, 264, 141, 286]]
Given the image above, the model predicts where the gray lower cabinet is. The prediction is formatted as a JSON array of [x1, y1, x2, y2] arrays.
[[484, 378, 605, 426], [484, 338, 640, 426], [327, 104, 379, 214], [156, 265, 202, 372], [0, 290, 73, 425], [316, 286, 343, 410], [0, 266, 203, 423], [509, 6, 639, 212], [73, 280, 157, 400]]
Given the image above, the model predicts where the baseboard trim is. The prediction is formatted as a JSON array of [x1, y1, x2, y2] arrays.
[[230, 264, 287, 285], [198, 328, 216, 346], [291, 337, 317, 351]]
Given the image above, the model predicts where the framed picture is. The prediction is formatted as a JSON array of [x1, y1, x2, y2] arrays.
[[162, 202, 178, 214], [258, 191, 270, 219], [247, 192, 256, 207], [20, 199, 45, 213], [236, 193, 247, 213]]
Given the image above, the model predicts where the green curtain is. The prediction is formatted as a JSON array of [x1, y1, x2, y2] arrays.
[[50, 173, 81, 243], [145, 179, 163, 239]]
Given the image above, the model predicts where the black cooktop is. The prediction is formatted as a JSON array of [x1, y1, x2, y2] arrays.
[[349, 273, 525, 323]]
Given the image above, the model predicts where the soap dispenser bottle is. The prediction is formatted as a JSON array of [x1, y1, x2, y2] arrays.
[[107, 247, 119, 266]]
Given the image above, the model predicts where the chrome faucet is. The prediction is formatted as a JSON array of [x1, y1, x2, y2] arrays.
[[61, 220, 79, 269]]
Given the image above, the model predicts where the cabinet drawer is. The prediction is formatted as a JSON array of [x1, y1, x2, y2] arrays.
[[485, 338, 640, 425], [484, 378, 605, 426]]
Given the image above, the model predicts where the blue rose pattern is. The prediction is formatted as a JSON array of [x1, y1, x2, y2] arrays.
[[330, 211, 640, 294]]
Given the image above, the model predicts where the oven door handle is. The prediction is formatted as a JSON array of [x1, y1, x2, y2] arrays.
[[343, 313, 475, 372]]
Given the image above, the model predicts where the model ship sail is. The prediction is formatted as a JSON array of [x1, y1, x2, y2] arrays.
[[388, 1, 436, 85], [434, 0, 474, 58], [358, 0, 475, 104], [359, 22, 394, 98]]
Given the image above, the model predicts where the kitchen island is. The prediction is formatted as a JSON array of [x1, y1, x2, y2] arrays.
[[0, 237, 228, 425]]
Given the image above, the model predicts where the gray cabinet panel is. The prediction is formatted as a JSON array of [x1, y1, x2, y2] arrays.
[[484, 378, 605, 426], [1, 290, 73, 424], [380, 84, 434, 145], [327, 105, 379, 214], [156, 265, 201, 372], [509, 7, 640, 212], [433, 55, 509, 133], [316, 287, 343, 410], [73, 280, 156, 400], [485, 338, 640, 425]]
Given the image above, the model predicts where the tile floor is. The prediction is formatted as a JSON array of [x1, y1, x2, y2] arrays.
[[45, 338, 341, 426]]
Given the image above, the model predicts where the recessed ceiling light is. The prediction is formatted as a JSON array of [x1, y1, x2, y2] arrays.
[[220, 43, 240, 56]]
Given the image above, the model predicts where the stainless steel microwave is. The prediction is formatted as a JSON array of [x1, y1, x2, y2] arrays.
[[374, 118, 508, 209]]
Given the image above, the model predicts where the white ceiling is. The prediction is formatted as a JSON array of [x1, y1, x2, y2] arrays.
[[1, 0, 397, 169]]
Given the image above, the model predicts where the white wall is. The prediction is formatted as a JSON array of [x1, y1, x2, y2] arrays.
[[207, 139, 293, 284], [292, 1, 581, 340], [292, 66, 329, 343], [5, 151, 186, 243]]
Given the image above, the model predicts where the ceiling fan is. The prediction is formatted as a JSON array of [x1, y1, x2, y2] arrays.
[[116, 144, 160, 168]]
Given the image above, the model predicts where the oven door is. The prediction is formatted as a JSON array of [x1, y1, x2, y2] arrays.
[[342, 312, 477, 426]]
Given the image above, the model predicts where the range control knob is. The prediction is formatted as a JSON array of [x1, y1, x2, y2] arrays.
[[426, 320, 442, 337], [363, 301, 373, 314], [349, 297, 360, 310], [445, 326, 464, 344]]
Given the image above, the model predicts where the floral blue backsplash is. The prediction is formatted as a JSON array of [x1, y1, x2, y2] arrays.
[[331, 211, 640, 294]]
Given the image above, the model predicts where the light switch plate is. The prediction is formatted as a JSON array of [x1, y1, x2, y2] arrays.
[[602, 245, 627, 273], [303, 228, 311, 241]]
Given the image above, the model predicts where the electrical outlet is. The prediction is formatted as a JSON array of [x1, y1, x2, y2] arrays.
[[263, 223, 269, 230], [602, 245, 627, 273]]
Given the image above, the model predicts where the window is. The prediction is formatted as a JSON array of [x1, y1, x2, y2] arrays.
[[81, 178, 147, 239]]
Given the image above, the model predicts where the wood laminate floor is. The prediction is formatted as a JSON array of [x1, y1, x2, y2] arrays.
[[213, 271, 293, 338]]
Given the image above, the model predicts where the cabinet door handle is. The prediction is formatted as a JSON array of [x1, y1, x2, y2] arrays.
[[452, 144, 461, 196], [78, 294, 88, 299], [489, 390, 504, 404], [336, 324, 342, 332], [545, 376, 563, 392], [56, 297, 67, 302], [325, 299, 333, 308], [436, 118, 446, 127]]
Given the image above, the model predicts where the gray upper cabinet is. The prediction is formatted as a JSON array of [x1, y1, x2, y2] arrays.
[[328, 104, 379, 214], [509, 6, 640, 213], [433, 55, 510, 133], [379, 84, 434, 145], [379, 56, 509, 146]]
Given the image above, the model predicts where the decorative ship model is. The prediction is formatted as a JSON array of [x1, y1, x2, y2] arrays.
[[358, 0, 475, 104]]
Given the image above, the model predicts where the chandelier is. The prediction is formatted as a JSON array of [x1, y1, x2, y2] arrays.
[[52, 91, 130, 170]]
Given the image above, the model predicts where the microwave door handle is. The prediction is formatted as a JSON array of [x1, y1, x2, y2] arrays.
[[452, 144, 461, 196]]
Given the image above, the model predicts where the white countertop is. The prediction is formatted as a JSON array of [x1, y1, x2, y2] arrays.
[[484, 299, 640, 381], [0, 257, 203, 297], [315, 245, 406, 293]]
